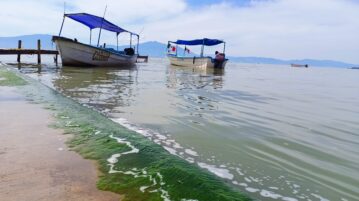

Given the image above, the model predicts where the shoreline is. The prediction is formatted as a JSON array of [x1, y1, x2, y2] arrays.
[[0, 81, 121, 200], [0, 66, 251, 201]]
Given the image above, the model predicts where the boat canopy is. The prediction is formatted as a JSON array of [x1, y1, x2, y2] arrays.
[[65, 13, 138, 36], [171, 38, 224, 46]]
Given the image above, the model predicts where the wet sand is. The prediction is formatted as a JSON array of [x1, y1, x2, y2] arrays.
[[0, 86, 121, 201]]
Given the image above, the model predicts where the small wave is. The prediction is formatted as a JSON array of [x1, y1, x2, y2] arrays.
[[197, 162, 234, 180], [109, 117, 310, 201], [111, 117, 236, 181]]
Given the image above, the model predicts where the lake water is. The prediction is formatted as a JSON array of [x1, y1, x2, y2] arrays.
[[4, 57, 359, 201]]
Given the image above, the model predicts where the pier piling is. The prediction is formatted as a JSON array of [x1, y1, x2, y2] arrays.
[[37, 40, 41, 64], [1, 40, 58, 65], [54, 54, 58, 66], [17, 40, 22, 63]]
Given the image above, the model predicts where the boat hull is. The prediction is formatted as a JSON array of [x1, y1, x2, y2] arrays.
[[167, 55, 227, 69], [291, 64, 308, 68], [53, 36, 137, 67]]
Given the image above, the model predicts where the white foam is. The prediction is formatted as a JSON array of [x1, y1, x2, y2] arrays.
[[185, 157, 195, 163], [160, 188, 171, 201], [109, 165, 172, 200], [249, 176, 260, 183], [282, 197, 299, 201], [239, 183, 248, 187], [244, 177, 252, 183], [260, 190, 282, 199], [197, 162, 234, 180], [235, 167, 244, 176], [245, 187, 260, 193], [185, 149, 199, 156], [107, 135, 139, 164], [163, 146, 178, 156], [157, 173, 164, 184], [311, 193, 330, 201], [140, 186, 149, 192], [173, 142, 183, 149], [108, 118, 302, 201], [156, 134, 167, 140]]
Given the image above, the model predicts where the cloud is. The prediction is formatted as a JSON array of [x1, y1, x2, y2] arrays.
[[0, 0, 359, 63], [142, 0, 359, 63], [67, 0, 187, 23]]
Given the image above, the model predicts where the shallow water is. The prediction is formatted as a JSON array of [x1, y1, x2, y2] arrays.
[[8, 57, 359, 201]]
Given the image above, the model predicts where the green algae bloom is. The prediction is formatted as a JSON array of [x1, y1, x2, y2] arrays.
[[12, 69, 252, 201], [0, 68, 27, 86]]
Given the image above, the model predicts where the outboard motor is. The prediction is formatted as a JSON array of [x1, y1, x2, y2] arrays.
[[124, 48, 135, 56], [214, 53, 225, 68]]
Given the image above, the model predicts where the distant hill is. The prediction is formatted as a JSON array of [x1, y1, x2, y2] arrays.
[[0, 34, 55, 50], [109, 41, 195, 58], [227, 57, 357, 68], [108, 41, 169, 58], [1, 34, 357, 68]]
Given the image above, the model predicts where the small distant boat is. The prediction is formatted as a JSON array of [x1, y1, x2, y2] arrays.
[[53, 13, 140, 67], [291, 64, 309, 68], [167, 38, 228, 69]]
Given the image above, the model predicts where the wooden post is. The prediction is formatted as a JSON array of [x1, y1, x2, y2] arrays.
[[37, 40, 41, 64], [54, 54, 58, 66], [17, 40, 22, 63]]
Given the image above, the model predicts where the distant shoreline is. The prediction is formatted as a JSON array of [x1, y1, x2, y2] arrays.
[[1, 34, 358, 68]]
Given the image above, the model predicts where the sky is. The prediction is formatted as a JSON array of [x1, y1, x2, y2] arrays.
[[0, 0, 359, 64]]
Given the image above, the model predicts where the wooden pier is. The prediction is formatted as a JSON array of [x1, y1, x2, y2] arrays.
[[1, 39, 149, 65], [0, 40, 59, 65]]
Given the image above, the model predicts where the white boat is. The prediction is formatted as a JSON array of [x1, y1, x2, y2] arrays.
[[53, 36, 137, 67], [168, 55, 227, 69], [167, 38, 228, 69], [291, 64, 308, 68], [54, 13, 139, 67]]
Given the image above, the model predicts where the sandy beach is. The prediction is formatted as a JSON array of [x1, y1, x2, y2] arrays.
[[0, 86, 120, 201]]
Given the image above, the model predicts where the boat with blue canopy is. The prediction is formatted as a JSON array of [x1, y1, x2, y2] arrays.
[[53, 12, 140, 67], [167, 38, 228, 69]]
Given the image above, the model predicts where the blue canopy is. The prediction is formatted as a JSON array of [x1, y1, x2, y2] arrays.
[[173, 38, 224, 46], [65, 13, 138, 36]]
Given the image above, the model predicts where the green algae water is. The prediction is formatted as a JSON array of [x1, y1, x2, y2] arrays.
[[1, 65, 249, 201], [4, 57, 359, 201]]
